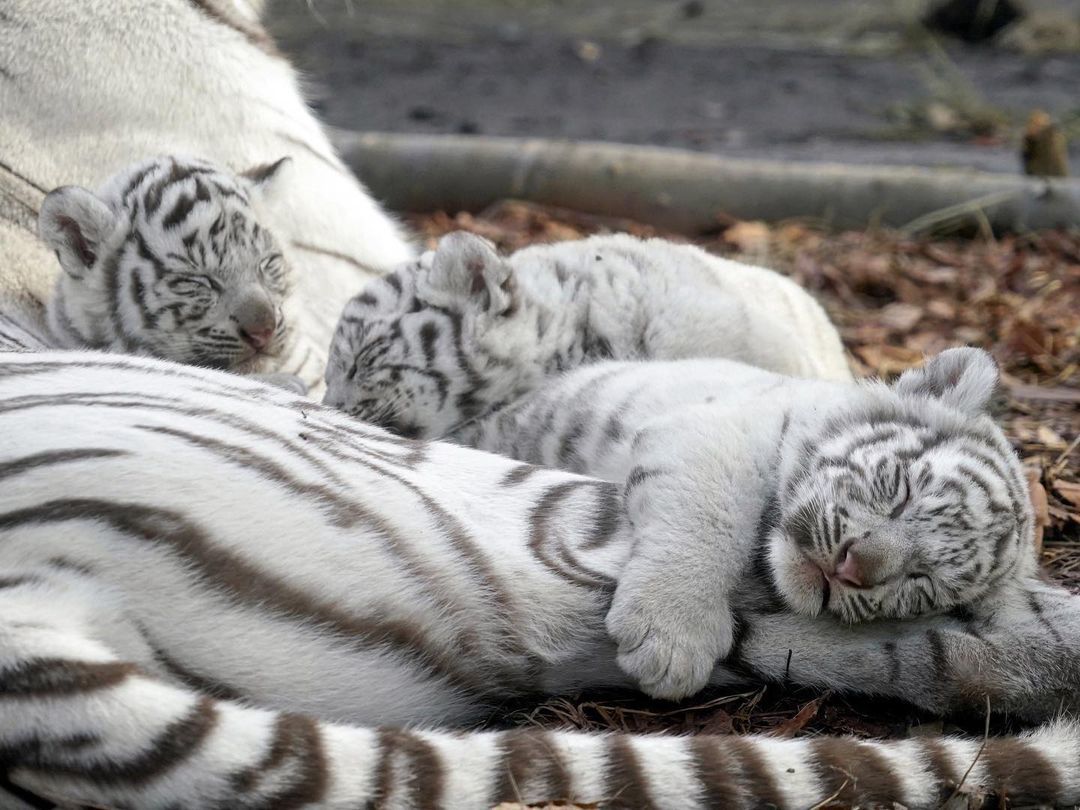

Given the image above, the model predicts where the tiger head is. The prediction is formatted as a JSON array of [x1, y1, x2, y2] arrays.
[[769, 348, 1037, 622], [39, 155, 294, 372], [323, 232, 547, 439]]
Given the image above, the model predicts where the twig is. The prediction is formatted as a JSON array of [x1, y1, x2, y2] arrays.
[[900, 190, 1019, 235], [808, 778, 851, 810], [940, 694, 992, 808], [1050, 434, 1080, 478]]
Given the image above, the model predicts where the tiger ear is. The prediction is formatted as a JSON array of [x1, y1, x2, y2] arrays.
[[423, 231, 514, 316], [240, 156, 291, 200], [38, 186, 117, 279], [893, 347, 999, 415]]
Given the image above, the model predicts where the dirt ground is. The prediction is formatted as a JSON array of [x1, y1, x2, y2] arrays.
[[267, 0, 1080, 173]]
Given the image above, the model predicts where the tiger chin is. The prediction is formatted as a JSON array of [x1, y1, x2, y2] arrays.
[[37, 154, 303, 391]]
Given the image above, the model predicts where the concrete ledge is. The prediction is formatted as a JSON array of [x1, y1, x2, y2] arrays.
[[333, 130, 1080, 233]]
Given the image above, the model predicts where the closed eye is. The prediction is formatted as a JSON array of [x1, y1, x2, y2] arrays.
[[166, 274, 214, 295], [259, 254, 287, 288], [889, 477, 911, 519]]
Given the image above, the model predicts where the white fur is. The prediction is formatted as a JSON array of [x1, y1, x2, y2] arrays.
[[504, 233, 851, 381], [324, 231, 851, 435], [459, 349, 1036, 699], [0, 0, 414, 392], [0, 351, 1077, 809]]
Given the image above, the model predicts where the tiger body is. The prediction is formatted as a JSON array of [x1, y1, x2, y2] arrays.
[[323, 234, 1033, 699], [324, 231, 849, 437], [2, 351, 1080, 808], [0, 0, 414, 392], [463, 351, 1035, 698]]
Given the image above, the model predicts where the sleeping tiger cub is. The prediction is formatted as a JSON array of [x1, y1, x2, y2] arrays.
[[37, 155, 304, 390], [324, 230, 849, 437], [325, 242, 1034, 699], [1, 350, 1079, 809]]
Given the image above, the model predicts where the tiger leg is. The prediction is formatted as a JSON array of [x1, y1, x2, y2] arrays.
[[732, 576, 1080, 719]]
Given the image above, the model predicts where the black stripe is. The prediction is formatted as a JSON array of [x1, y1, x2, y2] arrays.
[[231, 714, 329, 808], [0, 659, 136, 698], [605, 737, 655, 809], [0, 500, 486, 693], [161, 193, 197, 230], [373, 729, 443, 810], [529, 483, 616, 589], [0, 449, 126, 483], [493, 729, 572, 805], [41, 696, 218, 786]]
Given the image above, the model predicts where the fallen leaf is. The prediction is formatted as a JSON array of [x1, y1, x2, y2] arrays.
[[1054, 480, 1080, 508], [1037, 425, 1068, 450], [853, 345, 924, 376], [772, 693, 830, 738], [880, 302, 924, 333], [723, 220, 771, 253]]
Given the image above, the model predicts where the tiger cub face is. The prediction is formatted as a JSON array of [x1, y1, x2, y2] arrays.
[[770, 348, 1036, 622], [324, 233, 530, 438], [39, 155, 294, 371]]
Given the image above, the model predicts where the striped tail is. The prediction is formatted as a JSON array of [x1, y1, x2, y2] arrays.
[[3, 654, 1078, 809]]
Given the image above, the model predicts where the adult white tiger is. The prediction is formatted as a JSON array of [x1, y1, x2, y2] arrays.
[[0, 0, 413, 391], [2, 351, 1080, 809], [6, 352, 1080, 807]]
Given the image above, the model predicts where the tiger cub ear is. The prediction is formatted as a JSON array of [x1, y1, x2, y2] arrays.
[[423, 231, 515, 316], [893, 347, 999, 415], [240, 156, 291, 199], [38, 186, 117, 279]]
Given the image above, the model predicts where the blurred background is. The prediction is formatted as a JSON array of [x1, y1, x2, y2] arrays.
[[268, 0, 1080, 174]]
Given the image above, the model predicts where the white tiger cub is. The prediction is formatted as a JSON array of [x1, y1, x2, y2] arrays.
[[2, 351, 1080, 809], [466, 350, 1036, 699], [1, 0, 415, 391], [324, 231, 849, 436], [38, 155, 302, 383], [325, 256, 1034, 698]]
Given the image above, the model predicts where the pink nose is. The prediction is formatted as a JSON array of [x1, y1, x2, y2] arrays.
[[833, 549, 864, 587], [240, 326, 274, 350]]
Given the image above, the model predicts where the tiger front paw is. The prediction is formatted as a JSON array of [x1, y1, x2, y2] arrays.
[[605, 572, 735, 701]]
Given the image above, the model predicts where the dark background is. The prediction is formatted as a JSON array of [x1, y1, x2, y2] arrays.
[[267, 0, 1080, 174]]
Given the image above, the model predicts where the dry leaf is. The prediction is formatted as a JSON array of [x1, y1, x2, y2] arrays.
[[880, 302, 924, 333], [853, 345, 924, 376], [1037, 425, 1068, 449], [772, 693, 830, 738], [1054, 480, 1080, 508], [722, 220, 771, 253]]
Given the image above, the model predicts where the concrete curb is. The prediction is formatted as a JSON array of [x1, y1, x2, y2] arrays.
[[332, 130, 1080, 233]]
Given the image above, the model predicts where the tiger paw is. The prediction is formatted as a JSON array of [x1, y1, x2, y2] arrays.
[[605, 573, 735, 701]]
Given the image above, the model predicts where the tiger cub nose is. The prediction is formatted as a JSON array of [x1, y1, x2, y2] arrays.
[[240, 325, 274, 350], [234, 294, 277, 350], [833, 546, 865, 588]]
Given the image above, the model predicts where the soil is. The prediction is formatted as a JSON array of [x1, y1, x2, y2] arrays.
[[267, 0, 1080, 174]]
